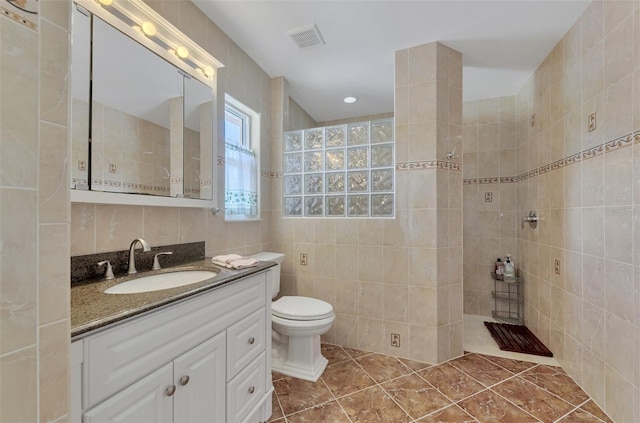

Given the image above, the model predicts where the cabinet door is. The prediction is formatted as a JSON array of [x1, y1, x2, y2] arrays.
[[83, 363, 173, 423], [173, 332, 226, 423]]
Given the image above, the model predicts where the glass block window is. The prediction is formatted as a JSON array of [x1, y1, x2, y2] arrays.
[[283, 118, 394, 217]]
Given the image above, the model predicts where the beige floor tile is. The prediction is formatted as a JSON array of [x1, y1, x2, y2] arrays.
[[416, 404, 478, 422], [286, 401, 350, 423], [556, 408, 608, 422], [321, 343, 352, 366], [381, 374, 452, 419], [398, 357, 433, 371], [418, 363, 485, 401], [267, 393, 284, 422], [458, 390, 540, 423], [355, 353, 412, 383], [491, 377, 574, 423], [477, 353, 538, 374], [273, 376, 333, 415], [448, 353, 515, 386], [321, 360, 375, 398], [579, 400, 613, 423], [520, 364, 590, 406], [342, 346, 372, 359], [338, 386, 412, 423]]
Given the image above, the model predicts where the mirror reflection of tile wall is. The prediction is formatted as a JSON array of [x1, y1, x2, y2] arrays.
[[90, 100, 171, 196], [184, 127, 201, 197]]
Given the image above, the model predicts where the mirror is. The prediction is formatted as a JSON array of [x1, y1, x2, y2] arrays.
[[92, 17, 184, 197], [71, 6, 216, 203], [183, 77, 214, 200], [71, 6, 90, 190]]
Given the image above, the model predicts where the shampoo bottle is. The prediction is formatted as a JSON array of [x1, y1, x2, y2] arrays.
[[503, 254, 515, 278]]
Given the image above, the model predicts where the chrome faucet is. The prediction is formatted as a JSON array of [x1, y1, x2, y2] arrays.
[[128, 238, 151, 275]]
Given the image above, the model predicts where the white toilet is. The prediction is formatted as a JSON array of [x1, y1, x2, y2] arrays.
[[250, 252, 335, 382]]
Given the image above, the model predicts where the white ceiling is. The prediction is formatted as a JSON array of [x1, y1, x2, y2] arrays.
[[193, 0, 590, 123]]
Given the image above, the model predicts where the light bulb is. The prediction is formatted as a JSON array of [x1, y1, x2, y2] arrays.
[[343, 96, 358, 104], [176, 46, 189, 59], [204, 66, 214, 77], [98, 0, 113, 5], [141, 21, 156, 36]]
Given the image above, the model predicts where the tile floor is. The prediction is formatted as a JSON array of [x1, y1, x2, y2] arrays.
[[268, 317, 613, 423]]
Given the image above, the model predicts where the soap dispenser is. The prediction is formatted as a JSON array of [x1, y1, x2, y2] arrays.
[[503, 254, 515, 279]]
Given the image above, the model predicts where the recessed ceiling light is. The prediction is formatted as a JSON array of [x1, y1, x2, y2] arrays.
[[344, 96, 358, 104]]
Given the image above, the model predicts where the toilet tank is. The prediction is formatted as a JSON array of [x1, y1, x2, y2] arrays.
[[249, 252, 285, 299]]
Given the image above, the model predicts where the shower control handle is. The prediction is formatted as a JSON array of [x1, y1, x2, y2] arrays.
[[522, 210, 539, 229]]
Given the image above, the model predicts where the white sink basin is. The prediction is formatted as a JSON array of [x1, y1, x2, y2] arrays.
[[104, 270, 217, 294]]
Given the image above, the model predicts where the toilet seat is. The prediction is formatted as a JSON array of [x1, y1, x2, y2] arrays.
[[272, 296, 334, 321]]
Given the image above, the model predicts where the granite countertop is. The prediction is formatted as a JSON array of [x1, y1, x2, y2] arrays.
[[71, 258, 276, 340]]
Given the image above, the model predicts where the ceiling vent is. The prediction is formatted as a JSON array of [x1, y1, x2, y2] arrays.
[[287, 24, 325, 49]]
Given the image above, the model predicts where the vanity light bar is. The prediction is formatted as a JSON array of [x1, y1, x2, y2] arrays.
[[81, 0, 223, 84]]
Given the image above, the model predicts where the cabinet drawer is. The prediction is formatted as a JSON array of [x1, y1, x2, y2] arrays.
[[84, 273, 266, 408], [226, 307, 266, 380], [227, 352, 266, 423]]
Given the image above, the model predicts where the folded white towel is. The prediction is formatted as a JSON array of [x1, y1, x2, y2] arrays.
[[227, 258, 259, 269], [212, 258, 258, 269], [211, 254, 244, 264]]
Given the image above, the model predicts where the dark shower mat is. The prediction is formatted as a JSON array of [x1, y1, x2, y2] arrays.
[[484, 322, 553, 357]]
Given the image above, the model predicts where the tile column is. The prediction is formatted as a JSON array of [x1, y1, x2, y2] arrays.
[[395, 42, 463, 363]]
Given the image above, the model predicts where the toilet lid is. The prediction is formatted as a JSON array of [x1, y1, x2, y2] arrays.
[[272, 296, 334, 321]]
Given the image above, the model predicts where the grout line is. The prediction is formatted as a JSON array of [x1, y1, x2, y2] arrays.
[[550, 398, 608, 423], [552, 405, 582, 423], [516, 373, 582, 410], [446, 353, 520, 391], [331, 351, 416, 420], [488, 387, 545, 422], [272, 390, 287, 423]]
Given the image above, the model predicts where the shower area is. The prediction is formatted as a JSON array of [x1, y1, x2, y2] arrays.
[[461, 96, 520, 321]]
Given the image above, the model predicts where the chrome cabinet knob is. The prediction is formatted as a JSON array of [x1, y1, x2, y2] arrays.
[[248, 337, 255, 345], [166, 385, 176, 396], [248, 386, 255, 394], [179, 375, 190, 386]]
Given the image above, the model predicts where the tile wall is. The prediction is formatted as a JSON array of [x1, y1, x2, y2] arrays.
[[288, 97, 317, 131], [89, 100, 172, 195], [0, 1, 72, 421], [462, 96, 518, 317], [270, 42, 464, 364], [514, 1, 640, 420]]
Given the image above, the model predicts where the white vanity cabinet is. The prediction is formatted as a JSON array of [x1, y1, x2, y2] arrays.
[[72, 270, 273, 423]]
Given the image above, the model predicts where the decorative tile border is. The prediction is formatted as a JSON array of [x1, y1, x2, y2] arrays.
[[93, 179, 171, 193], [262, 160, 462, 178], [396, 160, 463, 171], [261, 170, 282, 178], [464, 129, 639, 185]]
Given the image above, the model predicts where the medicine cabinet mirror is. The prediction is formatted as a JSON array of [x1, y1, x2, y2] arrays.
[[70, 1, 219, 207]]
